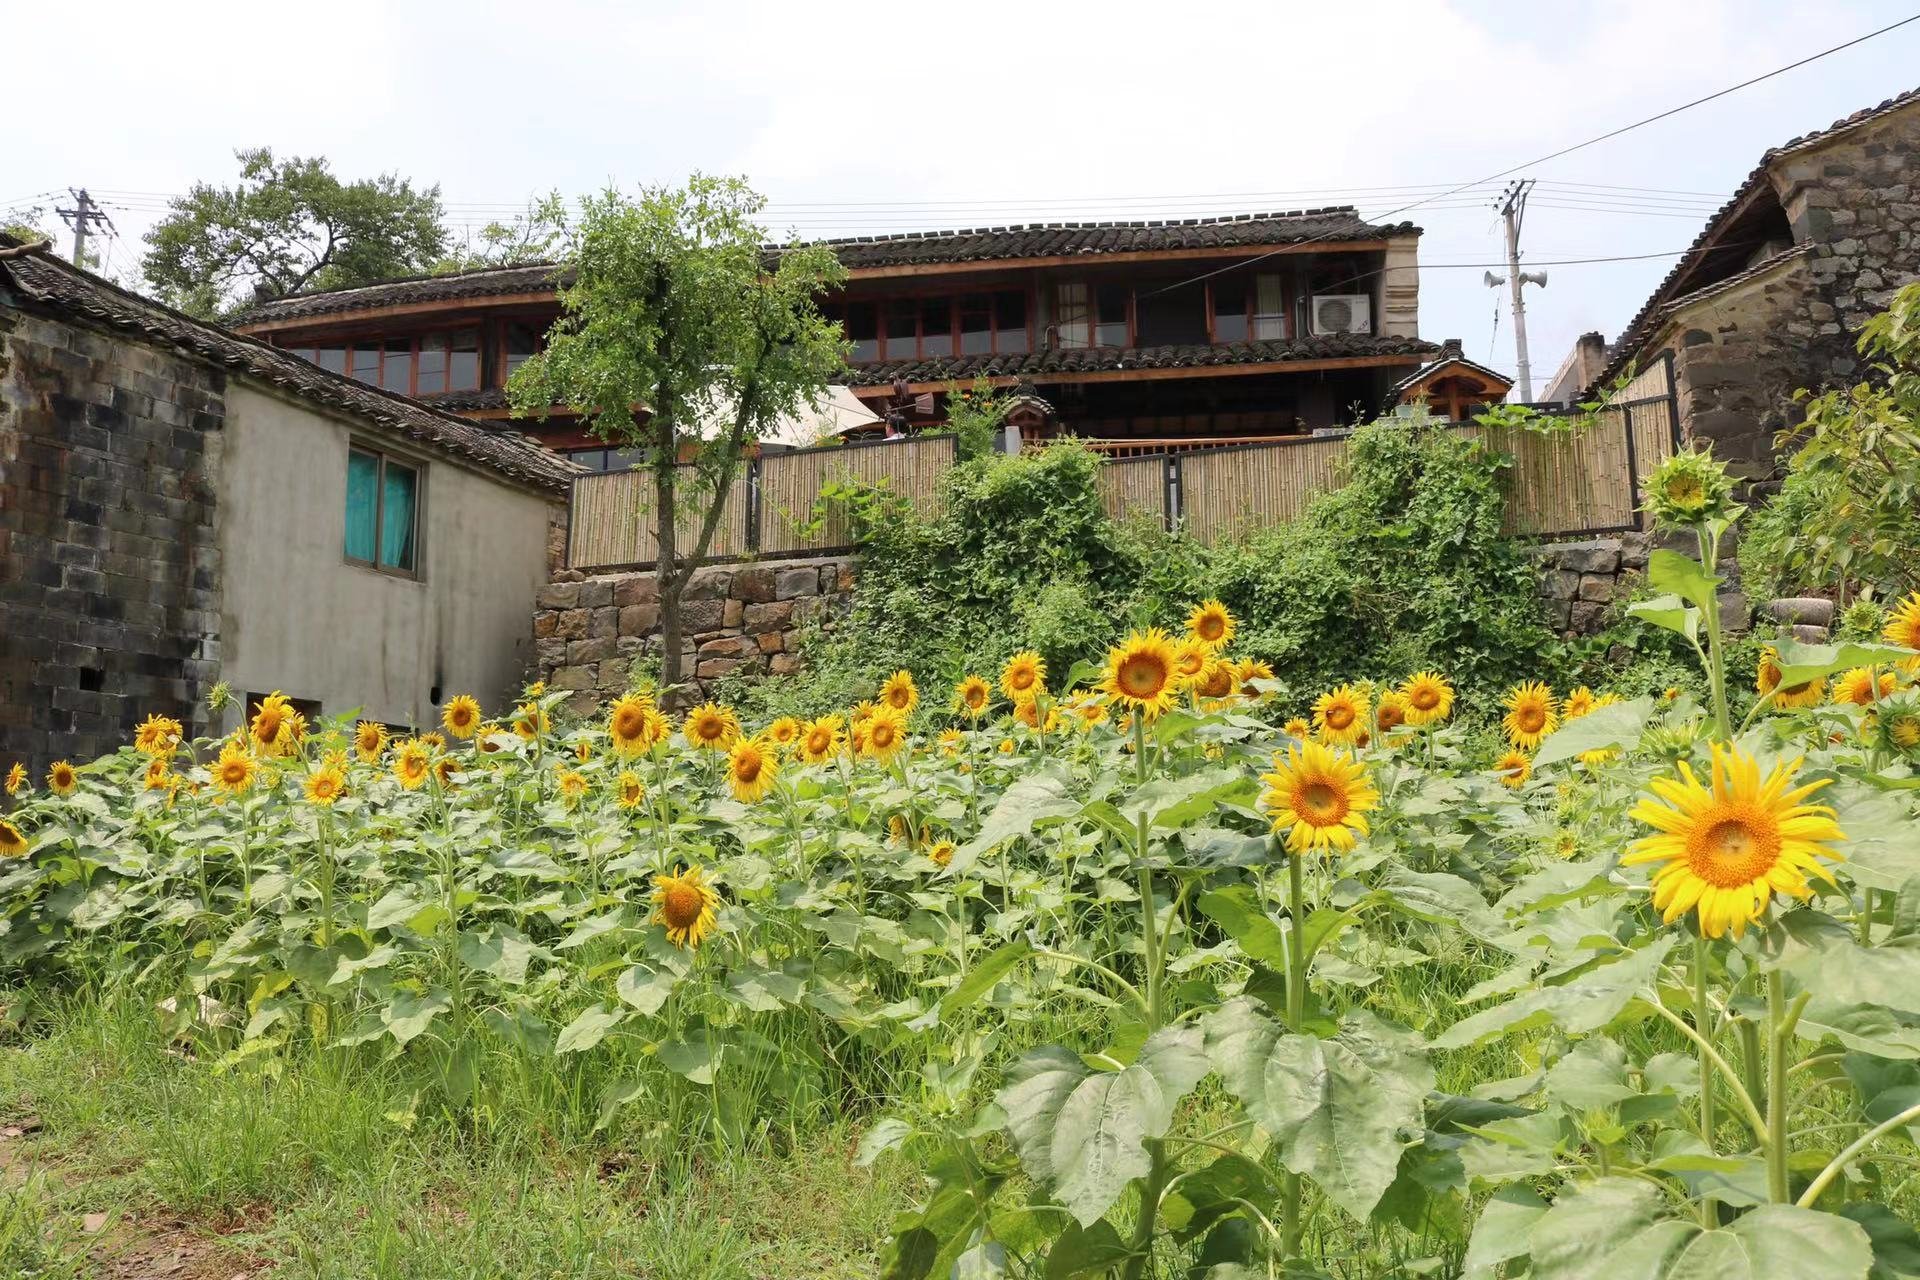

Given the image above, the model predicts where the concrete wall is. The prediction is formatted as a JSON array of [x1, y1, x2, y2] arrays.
[[217, 382, 556, 731]]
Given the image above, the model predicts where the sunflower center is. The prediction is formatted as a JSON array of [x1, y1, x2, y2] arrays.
[[735, 753, 762, 783], [1667, 475, 1704, 505], [1294, 779, 1349, 825], [807, 731, 831, 754], [1686, 807, 1782, 887], [1325, 705, 1354, 730], [1379, 707, 1403, 729], [661, 884, 705, 930], [614, 709, 645, 739], [1198, 617, 1224, 642], [1411, 688, 1439, 711], [1517, 705, 1545, 733], [1118, 655, 1169, 699]]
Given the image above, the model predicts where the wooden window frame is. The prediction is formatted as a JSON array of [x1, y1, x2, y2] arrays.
[[345, 443, 425, 581], [1206, 270, 1293, 344], [494, 317, 547, 389], [1053, 279, 1134, 350], [831, 286, 1036, 362]]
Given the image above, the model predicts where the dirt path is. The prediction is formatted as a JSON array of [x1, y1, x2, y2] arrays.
[[0, 1117, 271, 1280]]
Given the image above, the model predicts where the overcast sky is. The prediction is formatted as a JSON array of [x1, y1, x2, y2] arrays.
[[7, 0, 1919, 390]]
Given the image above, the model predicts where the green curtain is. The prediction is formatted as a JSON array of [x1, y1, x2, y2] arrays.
[[380, 462, 417, 570], [345, 451, 378, 562]]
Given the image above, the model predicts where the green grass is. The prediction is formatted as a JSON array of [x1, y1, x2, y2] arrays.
[[0, 994, 912, 1279]]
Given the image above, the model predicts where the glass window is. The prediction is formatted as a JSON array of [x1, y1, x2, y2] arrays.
[[1252, 273, 1287, 340], [995, 291, 1028, 353], [1212, 279, 1248, 343], [345, 449, 379, 561], [380, 460, 417, 570], [1095, 285, 1129, 347], [415, 334, 448, 395], [844, 303, 878, 362], [919, 298, 953, 358], [1054, 283, 1090, 349], [380, 338, 412, 393], [448, 330, 480, 390], [503, 323, 540, 382], [959, 295, 993, 356], [350, 346, 380, 385], [317, 346, 348, 375], [885, 305, 917, 359], [288, 346, 317, 365]]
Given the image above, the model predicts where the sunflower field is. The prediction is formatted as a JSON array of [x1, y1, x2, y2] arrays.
[[7, 454, 1920, 1278]]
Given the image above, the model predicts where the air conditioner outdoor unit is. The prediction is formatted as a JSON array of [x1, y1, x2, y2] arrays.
[[1309, 294, 1372, 336]]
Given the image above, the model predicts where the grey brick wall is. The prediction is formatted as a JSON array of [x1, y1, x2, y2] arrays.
[[0, 302, 223, 775]]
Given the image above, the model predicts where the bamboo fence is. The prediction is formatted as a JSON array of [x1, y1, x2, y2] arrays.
[[1097, 456, 1169, 524], [758, 435, 956, 555], [566, 467, 750, 570]]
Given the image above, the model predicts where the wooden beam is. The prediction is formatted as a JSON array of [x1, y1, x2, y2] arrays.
[[842, 240, 1393, 282], [846, 352, 1424, 396], [232, 290, 562, 337]]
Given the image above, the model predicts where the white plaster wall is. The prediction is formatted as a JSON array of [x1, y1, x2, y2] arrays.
[[216, 381, 556, 730]]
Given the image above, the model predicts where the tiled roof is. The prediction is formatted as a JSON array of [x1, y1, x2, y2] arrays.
[[831, 332, 1437, 388], [229, 209, 1419, 328], [1591, 85, 1920, 392], [1387, 351, 1513, 399], [0, 239, 578, 493]]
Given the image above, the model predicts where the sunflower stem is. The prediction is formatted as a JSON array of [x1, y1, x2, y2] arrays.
[[1120, 708, 1167, 1280], [1738, 1018, 1765, 1132], [1691, 934, 1717, 1153], [1696, 528, 1733, 742], [1767, 969, 1793, 1203]]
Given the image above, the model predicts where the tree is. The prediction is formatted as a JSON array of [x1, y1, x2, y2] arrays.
[[432, 195, 568, 275], [508, 175, 848, 697], [142, 148, 447, 317]]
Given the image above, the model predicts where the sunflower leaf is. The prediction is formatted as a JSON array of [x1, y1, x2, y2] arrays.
[[1646, 549, 1719, 612], [1532, 696, 1654, 768], [1773, 638, 1918, 690], [1434, 937, 1676, 1049], [1626, 594, 1701, 646]]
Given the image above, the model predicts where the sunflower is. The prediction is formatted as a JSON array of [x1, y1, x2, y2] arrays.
[[928, 839, 955, 869], [652, 866, 720, 949], [1834, 666, 1898, 707], [880, 670, 919, 715], [211, 742, 256, 796], [249, 692, 298, 757], [1283, 717, 1310, 739], [727, 737, 779, 803], [887, 814, 910, 845], [604, 694, 653, 756], [476, 721, 505, 753], [557, 769, 588, 804], [998, 737, 1016, 755], [1885, 592, 1920, 668], [1170, 640, 1211, 689], [133, 713, 183, 758], [512, 702, 549, 741], [1312, 684, 1370, 747], [526, 680, 547, 698], [1399, 671, 1455, 727], [684, 703, 741, 752], [1624, 743, 1846, 940], [1642, 450, 1737, 528], [1563, 686, 1596, 721], [1375, 692, 1409, 735], [798, 715, 845, 765], [303, 763, 347, 806], [571, 739, 593, 764], [1259, 740, 1380, 854], [859, 707, 908, 762], [418, 731, 446, 751], [615, 770, 647, 809], [435, 757, 461, 790], [0, 819, 26, 858], [46, 760, 78, 796], [4, 763, 25, 796], [1186, 599, 1236, 652], [952, 675, 993, 719], [143, 758, 172, 791], [1234, 658, 1276, 700], [392, 739, 432, 790], [1501, 681, 1559, 749], [1000, 651, 1046, 704], [765, 716, 802, 752], [1755, 646, 1825, 709], [1071, 697, 1109, 731], [1494, 749, 1532, 789], [1869, 695, 1920, 756], [1099, 628, 1180, 719], [354, 720, 388, 762]]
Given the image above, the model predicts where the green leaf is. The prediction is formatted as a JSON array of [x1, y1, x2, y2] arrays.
[[1119, 767, 1254, 831], [1647, 548, 1718, 612], [1197, 885, 1290, 968], [380, 988, 451, 1046], [1543, 1037, 1635, 1111], [554, 1003, 623, 1054], [367, 887, 430, 931], [1134, 1024, 1209, 1129], [726, 966, 805, 1012], [1774, 638, 1919, 691], [657, 1037, 714, 1084], [1838, 1203, 1920, 1279], [856, 1118, 914, 1168], [1379, 870, 1503, 943], [1626, 593, 1702, 646], [1463, 1184, 1549, 1280], [1533, 696, 1655, 768], [957, 769, 1080, 863], [1049, 1064, 1161, 1227], [457, 926, 536, 985], [1435, 938, 1676, 1050], [997, 1046, 1086, 1185], [615, 963, 680, 1016], [1043, 1219, 1130, 1279], [940, 939, 1030, 1015]]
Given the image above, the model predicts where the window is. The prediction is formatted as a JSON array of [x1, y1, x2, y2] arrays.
[[1054, 282, 1130, 349], [994, 291, 1029, 353], [1211, 272, 1289, 343], [413, 330, 481, 395], [502, 323, 541, 382], [1252, 274, 1287, 340], [843, 304, 879, 362], [919, 298, 954, 357], [563, 446, 647, 473], [1055, 282, 1090, 349], [959, 294, 993, 356], [345, 447, 421, 574], [833, 293, 1030, 361], [316, 346, 347, 375], [1095, 284, 1129, 347], [380, 338, 412, 393]]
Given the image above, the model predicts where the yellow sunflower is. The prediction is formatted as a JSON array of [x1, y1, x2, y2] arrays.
[[684, 703, 742, 752], [1071, 696, 1109, 730], [1834, 667, 1897, 708], [1375, 692, 1409, 735], [1259, 740, 1380, 855], [1624, 743, 1846, 940], [798, 715, 845, 765], [0, 819, 26, 858], [354, 720, 388, 762], [526, 680, 547, 698], [937, 727, 963, 754], [1000, 651, 1046, 704], [652, 865, 720, 949], [999, 737, 1016, 755], [1194, 659, 1237, 702], [440, 694, 482, 740], [1399, 671, 1455, 727], [476, 721, 505, 753], [1099, 628, 1181, 719], [47, 760, 78, 796], [573, 739, 594, 764], [393, 739, 432, 790], [4, 762, 26, 796], [142, 758, 172, 791], [418, 731, 446, 751], [512, 702, 549, 741], [1283, 717, 1310, 739], [1494, 749, 1532, 789], [1013, 697, 1042, 729], [303, 763, 347, 806], [1756, 646, 1825, 709], [210, 742, 256, 796], [134, 713, 183, 758], [727, 737, 779, 803], [928, 839, 955, 869], [880, 670, 919, 715], [953, 675, 993, 719], [1563, 686, 1596, 720], [765, 716, 802, 752], [1884, 591, 1920, 668], [557, 768, 588, 805], [1312, 684, 1370, 747], [435, 756, 461, 790], [1170, 640, 1211, 689], [615, 770, 647, 809], [859, 707, 908, 762], [1186, 599, 1236, 652], [1234, 658, 1276, 700], [249, 692, 297, 757], [1501, 681, 1559, 750], [607, 694, 660, 757]]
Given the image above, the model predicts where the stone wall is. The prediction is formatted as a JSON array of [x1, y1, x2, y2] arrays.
[[0, 304, 224, 770], [1531, 530, 1755, 640], [532, 555, 856, 713]]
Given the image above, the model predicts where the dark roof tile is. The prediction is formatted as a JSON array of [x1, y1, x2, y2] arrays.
[[832, 332, 1437, 388]]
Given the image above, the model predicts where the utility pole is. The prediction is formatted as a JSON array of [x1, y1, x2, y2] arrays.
[[1490, 180, 1547, 403], [55, 188, 112, 269]]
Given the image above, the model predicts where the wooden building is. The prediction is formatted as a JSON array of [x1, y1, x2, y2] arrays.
[[231, 209, 1438, 465]]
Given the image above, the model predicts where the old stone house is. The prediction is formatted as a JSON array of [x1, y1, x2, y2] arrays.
[[1584, 85, 1920, 479], [0, 237, 576, 777]]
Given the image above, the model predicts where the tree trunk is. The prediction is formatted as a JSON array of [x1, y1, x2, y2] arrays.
[[652, 366, 683, 700], [658, 572, 685, 703]]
